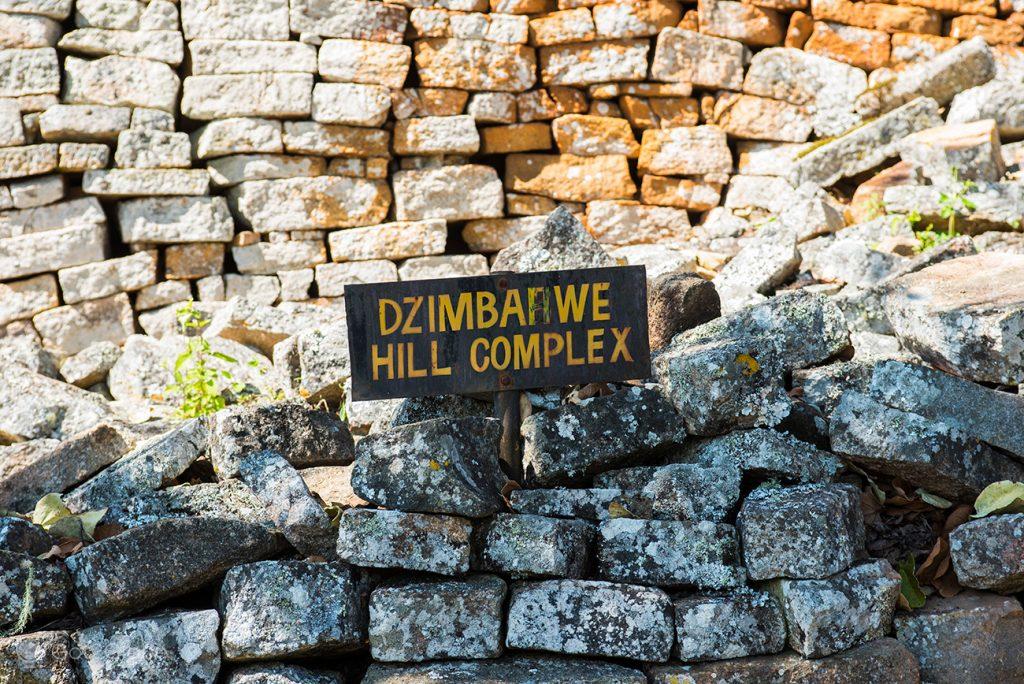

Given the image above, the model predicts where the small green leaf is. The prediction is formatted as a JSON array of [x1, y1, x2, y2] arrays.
[[898, 554, 926, 609], [972, 481, 1024, 518], [31, 494, 71, 529], [212, 352, 237, 364], [916, 488, 952, 509]]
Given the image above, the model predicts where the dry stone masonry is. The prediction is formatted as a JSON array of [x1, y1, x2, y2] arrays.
[[3, 0, 1024, 682]]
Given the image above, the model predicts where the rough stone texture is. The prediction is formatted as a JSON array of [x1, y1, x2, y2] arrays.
[[650, 638, 919, 683], [0, 517, 52, 555], [65, 517, 281, 621], [594, 461, 740, 522], [32, 292, 134, 357], [597, 518, 744, 589], [182, 73, 313, 120], [737, 483, 865, 580], [492, 205, 613, 272], [393, 164, 503, 222], [473, 513, 594, 578], [521, 385, 684, 486], [647, 272, 720, 350], [102, 480, 272, 529], [63, 55, 178, 111], [771, 560, 902, 658], [64, 418, 208, 513], [414, 38, 536, 92], [219, 561, 365, 660], [950, 514, 1024, 594], [831, 390, 1024, 500], [673, 589, 786, 662], [352, 417, 506, 518], [239, 450, 335, 558], [227, 664, 344, 684], [369, 574, 506, 662], [789, 96, 943, 187], [73, 611, 221, 684], [505, 579, 674, 661], [653, 336, 791, 436], [894, 592, 1024, 684], [504, 153, 636, 203], [856, 37, 996, 117], [0, 631, 77, 684], [0, 361, 111, 444], [229, 177, 390, 231], [336, 508, 472, 575], [883, 253, 1024, 385], [0, 551, 71, 629], [363, 656, 646, 683], [677, 428, 843, 484], [210, 399, 354, 480], [870, 359, 1024, 458]]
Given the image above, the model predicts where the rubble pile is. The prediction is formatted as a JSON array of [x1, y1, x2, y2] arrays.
[[2, 204, 1024, 682]]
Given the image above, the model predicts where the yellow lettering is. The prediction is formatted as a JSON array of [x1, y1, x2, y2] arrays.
[[406, 342, 427, 378], [610, 327, 633, 362], [401, 297, 423, 334], [500, 289, 526, 327], [476, 291, 498, 329], [543, 333, 564, 367], [587, 328, 604, 363], [555, 284, 589, 323], [430, 340, 452, 376], [565, 331, 584, 366], [470, 338, 489, 372], [439, 293, 472, 332], [491, 337, 511, 370], [371, 344, 393, 380], [514, 333, 541, 369], [378, 299, 402, 336], [592, 282, 611, 321]]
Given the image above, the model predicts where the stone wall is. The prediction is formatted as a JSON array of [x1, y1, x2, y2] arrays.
[[1, 0, 1023, 357]]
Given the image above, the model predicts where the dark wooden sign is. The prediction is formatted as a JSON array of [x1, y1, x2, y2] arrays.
[[345, 265, 651, 400]]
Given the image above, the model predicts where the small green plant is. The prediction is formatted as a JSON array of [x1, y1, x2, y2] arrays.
[[937, 167, 977, 236], [863, 195, 886, 221], [165, 301, 244, 419], [0, 562, 33, 637]]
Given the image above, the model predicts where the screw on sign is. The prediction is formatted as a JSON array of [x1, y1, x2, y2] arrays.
[[344, 265, 652, 479]]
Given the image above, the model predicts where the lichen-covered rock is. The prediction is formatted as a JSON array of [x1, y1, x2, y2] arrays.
[[491, 206, 614, 272], [73, 610, 221, 684], [239, 450, 335, 557], [352, 417, 506, 518], [676, 428, 843, 484], [0, 631, 77, 684], [369, 574, 505, 662], [509, 487, 624, 521], [0, 551, 71, 629], [336, 508, 471, 575], [0, 517, 52, 555], [672, 290, 850, 371], [882, 253, 1024, 385], [506, 579, 674, 661], [63, 418, 208, 513], [219, 561, 366, 661], [650, 637, 919, 683], [210, 399, 355, 479], [950, 514, 1024, 593], [894, 591, 1024, 683], [597, 518, 744, 589], [363, 655, 646, 683], [593, 461, 740, 522], [473, 513, 594, 578], [673, 589, 786, 662], [738, 483, 865, 581], [521, 386, 684, 486], [370, 394, 491, 433], [830, 391, 1024, 500], [870, 360, 1024, 459], [653, 336, 791, 436], [103, 480, 272, 529], [65, 517, 282, 621], [226, 664, 344, 684], [770, 560, 901, 658]]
